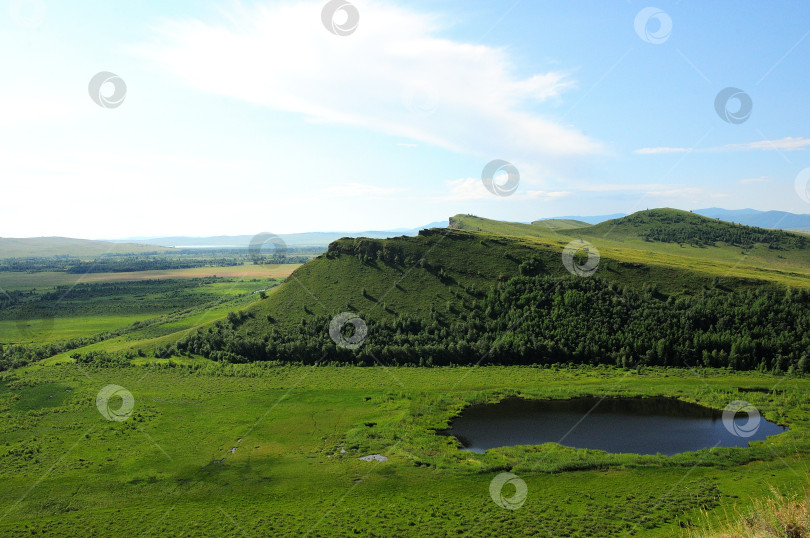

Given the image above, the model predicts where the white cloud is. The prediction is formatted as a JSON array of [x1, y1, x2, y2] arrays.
[[635, 136, 810, 155], [646, 187, 704, 197], [443, 176, 570, 202], [524, 190, 571, 200], [645, 187, 730, 199], [578, 182, 672, 192], [133, 1, 603, 161], [731, 137, 810, 151], [444, 177, 490, 200]]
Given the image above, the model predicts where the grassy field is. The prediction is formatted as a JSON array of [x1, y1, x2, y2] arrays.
[[0, 276, 289, 346], [0, 264, 300, 291], [0, 364, 806, 536]]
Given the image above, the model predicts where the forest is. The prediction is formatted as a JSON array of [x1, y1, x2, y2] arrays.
[[174, 274, 810, 372]]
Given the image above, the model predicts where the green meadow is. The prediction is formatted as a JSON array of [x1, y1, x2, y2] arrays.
[[0, 364, 807, 536], [2, 210, 810, 536]]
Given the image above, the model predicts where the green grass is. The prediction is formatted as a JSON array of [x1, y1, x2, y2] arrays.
[[0, 314, 159, 343], [0, 264, 300, 291], [0, 277, 281, 346], [450, 210, 810, 288], [0, 364, 807, 536], [40, 293, 274, 365], [531, 218, 592, 229]]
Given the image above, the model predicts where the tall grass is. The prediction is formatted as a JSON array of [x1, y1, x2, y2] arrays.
[[695, 487, 810, 537]]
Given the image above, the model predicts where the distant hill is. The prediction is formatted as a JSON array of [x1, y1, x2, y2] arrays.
[[448, 209, 810, 287], [0, 237, 172, 258], [530, 219, 591, 230], [529, 209, 810, 230], [587, 209, 807, 250], [113, 221, 449, 249], [448, 214, 586, 236], [537, 213, 625, 225], [694, 208, 810, 229]]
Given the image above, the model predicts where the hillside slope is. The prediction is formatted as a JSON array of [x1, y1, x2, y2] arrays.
[[168, 211, 810, 370], [451, 209, 810, 286], [586, 209, 807, 249], [241, 223, 780, 333]]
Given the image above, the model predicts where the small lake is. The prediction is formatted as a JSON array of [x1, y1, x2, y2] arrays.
[[441, 397, 787, 455]]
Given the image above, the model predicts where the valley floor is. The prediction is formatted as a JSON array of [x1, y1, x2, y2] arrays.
[[0, 364, 807, 537]]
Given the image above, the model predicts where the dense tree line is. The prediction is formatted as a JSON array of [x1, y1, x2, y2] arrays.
[[176, 275, 810, 372], [618, 212, 808, 249], [65, 257, 241, 273], [0, 251, 317, 274], [0, 279, 218, 320], [642, 225, 805, 249]]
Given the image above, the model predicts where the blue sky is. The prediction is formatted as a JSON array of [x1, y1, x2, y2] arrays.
[[1, 0, 809, 238]]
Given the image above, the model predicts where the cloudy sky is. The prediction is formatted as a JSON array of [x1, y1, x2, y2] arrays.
[[1, 0, 809, 238]]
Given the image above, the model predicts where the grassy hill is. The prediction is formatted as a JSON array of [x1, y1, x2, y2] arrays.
[[145, 209, 809, 370], [586, 209, 807, 249], [0, 237, 172, 258], [451, 209, 810, 288], [530, 218, 591, 230], [242, 219, 778, 334]]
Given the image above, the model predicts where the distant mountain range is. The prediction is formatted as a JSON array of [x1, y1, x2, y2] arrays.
[[111, 209, 810, 251], [0, 237, 173, 258], [692, 208, 810, 231], [538, 208, 810, 231], [112, 221, 450, 249], [4, 209, 810, 259]]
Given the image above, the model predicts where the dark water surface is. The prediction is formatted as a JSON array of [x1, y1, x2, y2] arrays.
[[441, 397, 787, 455]]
